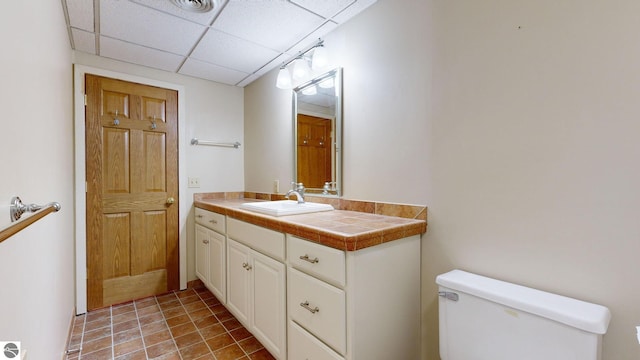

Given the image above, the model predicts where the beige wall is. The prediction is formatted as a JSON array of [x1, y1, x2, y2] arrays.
[[245, 0, 640, 359], [0, 1, 75, 358]]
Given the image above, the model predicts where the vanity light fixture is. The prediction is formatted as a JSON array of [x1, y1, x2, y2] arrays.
[[311, 44, 328, 70], [275, 38, 329, 89], [292, 57, 311, 80], [276, 66, 292, 89]]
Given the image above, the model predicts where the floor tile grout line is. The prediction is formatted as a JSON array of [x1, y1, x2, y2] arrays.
[[110, 306, 115, 360], [177, 288, 218, 359], [195, 288, 257, 360], [67, 314, 86, 359], [161, 291, 186, 360], [77, 312, 89, 358], [133, 299, 151, 360]]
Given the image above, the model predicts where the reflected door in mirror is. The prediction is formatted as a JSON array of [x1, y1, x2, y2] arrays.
[[297, 114, 332, 188]]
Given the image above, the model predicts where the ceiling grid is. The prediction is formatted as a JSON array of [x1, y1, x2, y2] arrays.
[[62, 0, 377, 86]]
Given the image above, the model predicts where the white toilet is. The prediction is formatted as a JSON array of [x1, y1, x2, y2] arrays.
[[436, 270, 611, 360]]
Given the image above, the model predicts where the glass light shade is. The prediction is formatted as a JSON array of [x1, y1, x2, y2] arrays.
[[276, 67, 292, 89], [311, 46, 329, 70], [292, 58, 310, 80], [301, 85, 317, 96]]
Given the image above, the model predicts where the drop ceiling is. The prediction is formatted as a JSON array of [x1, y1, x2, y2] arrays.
[[62, 0, 377, 87]]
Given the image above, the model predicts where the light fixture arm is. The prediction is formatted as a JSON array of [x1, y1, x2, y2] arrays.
[[279, 38, 324, 69]]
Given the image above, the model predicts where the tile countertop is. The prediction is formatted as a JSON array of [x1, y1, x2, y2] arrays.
[[194, 194, 427, 251]]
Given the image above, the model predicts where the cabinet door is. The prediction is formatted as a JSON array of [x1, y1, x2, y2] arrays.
[[226, 238, 251, 326], [251, 250, 286, 360], [208, 230, 226, 302], [195, 224, 209, 284]]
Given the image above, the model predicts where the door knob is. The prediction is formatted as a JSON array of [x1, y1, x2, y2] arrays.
[[166, 197, 175, 204]]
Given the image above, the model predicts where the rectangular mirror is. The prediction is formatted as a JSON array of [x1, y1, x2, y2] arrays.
[[293, 68, 342, 196]]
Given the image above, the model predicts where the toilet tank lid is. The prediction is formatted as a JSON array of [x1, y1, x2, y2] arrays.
[[436, 270, 611, 335]]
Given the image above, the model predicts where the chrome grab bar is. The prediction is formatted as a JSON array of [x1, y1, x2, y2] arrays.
[[10, 196, 61, 222], [1, 196, 62, 244], [191, 138, 241, 149]]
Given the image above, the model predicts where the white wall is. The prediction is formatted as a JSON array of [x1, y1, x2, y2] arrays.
[[0, 1, 75, 359], [73, 52, 245, 285], [245, 0, 640, 359]]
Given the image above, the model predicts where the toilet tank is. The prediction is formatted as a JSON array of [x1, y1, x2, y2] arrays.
[[436, 270, 611, 360]]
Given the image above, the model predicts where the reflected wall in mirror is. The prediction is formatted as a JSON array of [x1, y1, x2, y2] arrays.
[[293, 68, 342, 196]]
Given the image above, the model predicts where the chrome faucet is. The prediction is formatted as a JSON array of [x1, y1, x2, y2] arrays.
[[286, 182, 305, 204]]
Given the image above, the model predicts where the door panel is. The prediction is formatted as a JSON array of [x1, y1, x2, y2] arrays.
[[86, 74, 179, 310], [143, 132, 166, 192], [103, 128, 130, 193], [297, 114, 332, 188], [102, 213, 131, 279]]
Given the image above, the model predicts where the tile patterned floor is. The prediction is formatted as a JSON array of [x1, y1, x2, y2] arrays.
[[65, 287, 275, 360]]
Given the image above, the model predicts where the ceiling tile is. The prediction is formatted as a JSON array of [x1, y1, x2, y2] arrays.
[[252, 53, 291, 77], [190, 29, 280, 73], [65, 0, 94, 32], [332, 0, 377, 24], [179, 58, 248, 85], [71, 28, 96, 54], [129, 0, 226, 25], [286, 21, 339, 55], [100, 36, 185, 72], [291, 0, 355, 19], [211, 1, 325, 52], [236, 74, 262, 88], [100, 0, 206, 55]]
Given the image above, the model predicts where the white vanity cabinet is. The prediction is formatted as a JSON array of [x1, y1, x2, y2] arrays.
[[194, 208, 226, 302], [227, 218, 287, 360], [286, 234, 421, 360], [194, 204, 422, 360]]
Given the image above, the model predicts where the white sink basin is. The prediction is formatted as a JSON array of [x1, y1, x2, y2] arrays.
[[239, 200, 334, 217]]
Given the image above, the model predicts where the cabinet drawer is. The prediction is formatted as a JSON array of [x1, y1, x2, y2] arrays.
[[288, 267, 346, 355], [288, 235, 345, 288], [288, 321, 344, 360], [227, 217, 285, 261], [195, 208, 225, 233]]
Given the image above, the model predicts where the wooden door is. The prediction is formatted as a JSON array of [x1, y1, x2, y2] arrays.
[[85, 74, 179, 310], [297, 114, 332, 188]]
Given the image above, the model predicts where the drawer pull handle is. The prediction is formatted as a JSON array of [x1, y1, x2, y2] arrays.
[[196, 215, 203, 218], [299, 254, 319, 264], [300, 301, 319, 314], [242, 262, 252, 271], [202, 239, 209, 244], [209, 219, 218, 224]]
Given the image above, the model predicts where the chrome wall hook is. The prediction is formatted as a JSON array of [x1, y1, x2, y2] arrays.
[[113, 110, 120, 126], [150, 115, 157, 130]]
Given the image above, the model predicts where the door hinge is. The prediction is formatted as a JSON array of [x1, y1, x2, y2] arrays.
[[84, 94, 87, 106]]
